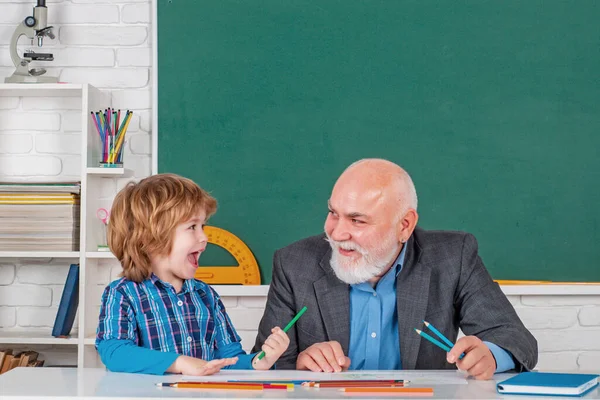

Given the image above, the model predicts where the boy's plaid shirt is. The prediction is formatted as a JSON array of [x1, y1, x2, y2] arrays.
[[96, 274, 242, 359]]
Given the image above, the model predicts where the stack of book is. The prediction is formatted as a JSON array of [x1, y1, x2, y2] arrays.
[[0, 182, 81, 251], [0, 350, 44, 374]]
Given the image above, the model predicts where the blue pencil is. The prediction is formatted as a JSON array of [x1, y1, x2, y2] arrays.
[[423, 320, 454, 348], [414, 328, 465, 360], [414, 328, 451, 352]]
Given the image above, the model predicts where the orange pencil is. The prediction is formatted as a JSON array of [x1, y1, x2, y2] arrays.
[[343, 387, 433, 393]]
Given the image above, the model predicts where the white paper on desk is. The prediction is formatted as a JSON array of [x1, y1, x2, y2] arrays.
[[182, 370, 469, 385]]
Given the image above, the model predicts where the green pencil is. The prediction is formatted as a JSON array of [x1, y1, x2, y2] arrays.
[[255, 306, 307, 361]]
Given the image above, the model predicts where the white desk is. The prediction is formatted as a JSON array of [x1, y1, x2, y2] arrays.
[[0, 368, 598, 399]]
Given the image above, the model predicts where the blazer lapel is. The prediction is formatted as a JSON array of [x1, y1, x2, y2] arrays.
[[314, 249, 350, 354], [396, 234, 430, 370]]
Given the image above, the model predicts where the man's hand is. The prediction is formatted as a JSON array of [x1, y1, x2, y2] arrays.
[[447, 336, 496, 380], [168, 355, 238, 376], [252, 327, 290, 370], [296, 341, 351, 373]]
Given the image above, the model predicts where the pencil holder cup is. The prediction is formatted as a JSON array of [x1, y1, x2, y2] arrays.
[[99, 159, 123, 169], [91, 108, 132, 169]]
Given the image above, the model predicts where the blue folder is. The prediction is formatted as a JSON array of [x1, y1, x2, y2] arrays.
[[497, 372, 599, 397], [52, 264, 80, 337]]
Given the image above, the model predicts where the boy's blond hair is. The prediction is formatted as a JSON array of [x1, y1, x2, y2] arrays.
[[108, 173, 217, 282]]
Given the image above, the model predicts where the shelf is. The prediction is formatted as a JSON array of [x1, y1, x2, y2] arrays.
[[0, 83, 84, 97], [0, 331, 78, 345], [86, 251, 116, 259], [84, 337, 95, 346], [0, 251, 79, 259], [86, 167, 133, 177]]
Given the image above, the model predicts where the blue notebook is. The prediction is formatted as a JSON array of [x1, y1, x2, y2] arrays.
[[52, 264, 80, 338], [497, 372, 599, 397]]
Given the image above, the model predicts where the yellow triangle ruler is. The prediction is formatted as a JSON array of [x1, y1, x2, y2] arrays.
[[195, 226, 261, 285]]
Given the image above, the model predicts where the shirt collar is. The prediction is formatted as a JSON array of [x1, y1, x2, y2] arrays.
[[148, 273, 198, 294], [377, 242, 408, 288]]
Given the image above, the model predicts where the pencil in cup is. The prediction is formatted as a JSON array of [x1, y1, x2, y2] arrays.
[[90, 109, 133, 164], [255, 305, 308, 361], [414, 321, 464, 360]]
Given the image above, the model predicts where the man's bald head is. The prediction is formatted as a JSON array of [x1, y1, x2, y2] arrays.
[[335, 158, 418, 216]]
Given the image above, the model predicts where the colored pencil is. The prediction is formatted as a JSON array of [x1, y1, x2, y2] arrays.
[[162, 381, 291, 389], [157, 382, 262, 390], [415, 324, 465, 360], [423, 321, 453, 348], [343, 387, 433, 393], [255, 306, 308, 361], [303, 380, 407, 387], [229, 379, 306, 385], [264, 384, 294, 391], [315, 382, 406, 388], [415, 328, 451, 352]]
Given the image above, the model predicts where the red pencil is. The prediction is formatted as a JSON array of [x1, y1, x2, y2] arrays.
[[304, 379, 406, 387], [316, 382, 406, 388], [343, 387, 433, 393]]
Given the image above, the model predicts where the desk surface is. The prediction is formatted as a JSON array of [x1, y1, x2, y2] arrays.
[[0, 368, 599, 399]]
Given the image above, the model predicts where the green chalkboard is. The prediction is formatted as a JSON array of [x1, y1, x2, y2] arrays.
[[158, 0, 600, 283]]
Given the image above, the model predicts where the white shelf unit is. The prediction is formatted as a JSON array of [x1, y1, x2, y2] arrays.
[[0, 331, 78, 345], [0, 83, 123, 368]]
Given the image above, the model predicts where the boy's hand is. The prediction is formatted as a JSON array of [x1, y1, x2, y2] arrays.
[[252, 327, 290, 370], [168, 355, 238, 376]]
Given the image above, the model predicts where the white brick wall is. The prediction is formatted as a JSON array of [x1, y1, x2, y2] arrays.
[[1, 0, 599, 375]]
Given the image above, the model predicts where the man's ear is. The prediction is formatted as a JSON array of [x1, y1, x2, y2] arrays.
[[397, 209, 419, 242]]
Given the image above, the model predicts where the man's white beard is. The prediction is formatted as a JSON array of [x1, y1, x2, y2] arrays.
[[325, 233, 401, 285]]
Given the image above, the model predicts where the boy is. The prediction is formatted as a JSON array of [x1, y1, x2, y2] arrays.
[[96, 174, 289, 375]]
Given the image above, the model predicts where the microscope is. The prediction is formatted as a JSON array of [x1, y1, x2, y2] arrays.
[[4, 0, 58, 83]]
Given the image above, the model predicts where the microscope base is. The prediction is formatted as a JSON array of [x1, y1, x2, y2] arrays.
[[4, 72, 58, 84]]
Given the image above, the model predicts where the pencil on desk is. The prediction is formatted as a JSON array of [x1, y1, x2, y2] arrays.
[[343, 387, 433, 393], [304, 380, 407, 387], [229, 379, 305, 385], [157, 382, 263, 390], [314, 382, 406, 388], [263, 383, 294, 391], [162, 380, 291, 390]]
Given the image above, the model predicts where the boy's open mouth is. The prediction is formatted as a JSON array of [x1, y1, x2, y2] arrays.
[[187, 251, 199, 265]]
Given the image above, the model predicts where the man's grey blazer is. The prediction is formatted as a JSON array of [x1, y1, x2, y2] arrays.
[[253, 227, 538, 371]]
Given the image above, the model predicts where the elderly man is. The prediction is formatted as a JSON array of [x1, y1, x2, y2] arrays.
[[254, 158, 537, 379]]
